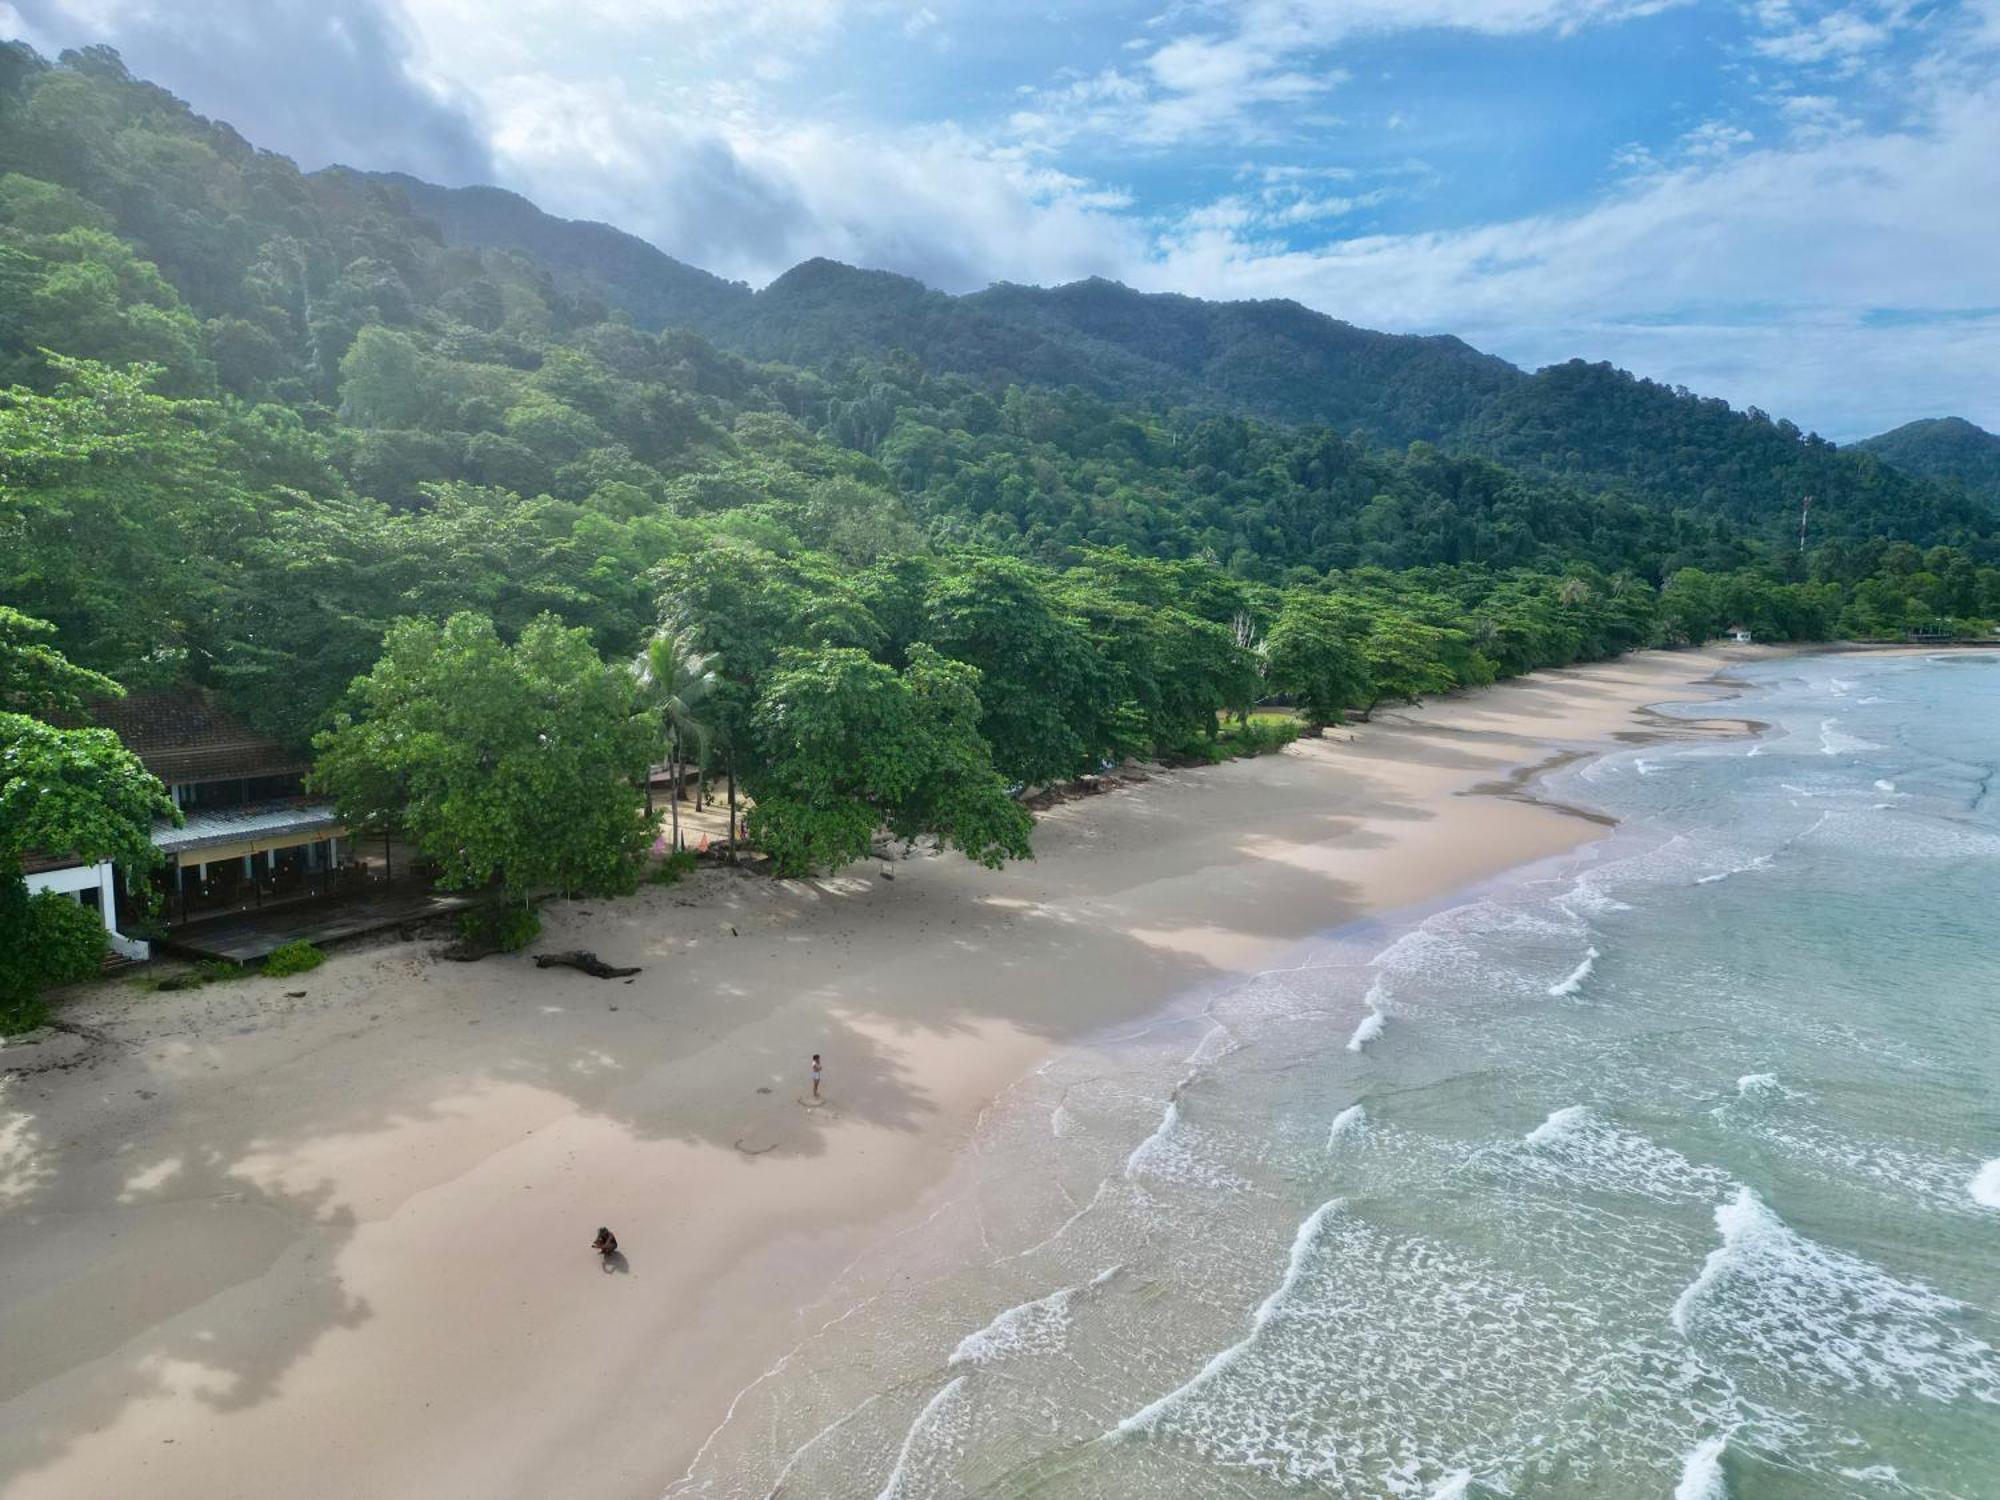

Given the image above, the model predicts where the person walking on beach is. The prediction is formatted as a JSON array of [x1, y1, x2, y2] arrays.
[[810, 1053, 823, 1100]]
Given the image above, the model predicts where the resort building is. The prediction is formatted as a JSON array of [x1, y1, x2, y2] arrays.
[[25, 689, 351, 959]]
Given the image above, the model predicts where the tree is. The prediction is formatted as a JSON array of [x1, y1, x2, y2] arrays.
[[312, 612, 656, 907], [0, 604, 121, 713], [747, 644, 1033, 877], [921, 555, 1118, 787], [1262, 592, 1371, 729], [0, 709, 177, 1029], [1358, 612, 1458, 719], [631, 623, 715, 852]]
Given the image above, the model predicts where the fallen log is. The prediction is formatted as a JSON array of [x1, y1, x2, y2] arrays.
[[533, 949, 641, 979]]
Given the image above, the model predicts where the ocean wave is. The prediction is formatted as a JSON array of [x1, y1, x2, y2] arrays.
[[1347, 1009, 1386, 1052], [1123, 1099, 1182, 1181], [1874, 779, 1897, 792], [1114, 1198, 1344, 1437], [1971, 1159, 2000, 1211], [1558, 869, 1633, 915], [949, 1266, 1119, 1367], [1671, 1188, 2000, 1403], [1327, 1104, 1368, 1148], [1184, 1021, 1242, 1068], [873, 1376, 972, 1500], [1547, 947, 1599, 998], [1122, 1098, 1244, 1191], [1820, 718, 1885, 756], [1512, 1105, 1732, 1203], [1673, 1435, 1728, 1499], [1695, 854, 1773, 886]]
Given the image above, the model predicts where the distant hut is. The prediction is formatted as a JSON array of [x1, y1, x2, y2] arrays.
[[1727, 625, 1754, 644]]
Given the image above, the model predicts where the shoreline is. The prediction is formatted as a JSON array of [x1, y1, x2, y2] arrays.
[[0, 645, 1779, 1500]]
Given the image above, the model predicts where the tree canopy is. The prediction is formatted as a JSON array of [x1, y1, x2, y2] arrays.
[[312, 612, 657, 902]]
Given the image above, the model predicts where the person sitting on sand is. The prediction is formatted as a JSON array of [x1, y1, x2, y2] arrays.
[[591, 1226, 618, 1257]]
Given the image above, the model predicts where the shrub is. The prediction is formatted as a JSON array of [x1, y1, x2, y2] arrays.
[[460, 904, 541, 953], [263, 941, 326, 977], [649, 849, 699, 885], [0, 888, 107, 1031]]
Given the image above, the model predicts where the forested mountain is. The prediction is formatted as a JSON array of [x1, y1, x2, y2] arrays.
[[1, 40, 1995, 763], [351, 182, 1992, 554], [365, 171, 752, 335], [1854, 417, 2000, 508]]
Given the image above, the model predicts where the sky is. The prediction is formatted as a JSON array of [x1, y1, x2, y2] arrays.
[[5, 0, 1998, 440]]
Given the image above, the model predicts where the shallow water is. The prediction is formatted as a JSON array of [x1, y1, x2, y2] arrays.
[[671, 653, 2000, 1499]]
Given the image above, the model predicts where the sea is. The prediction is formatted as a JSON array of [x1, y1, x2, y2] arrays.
[[670, 651, 2000, 1500]]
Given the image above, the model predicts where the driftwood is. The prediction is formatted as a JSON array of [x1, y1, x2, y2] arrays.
[[533, 949, 641, 980]]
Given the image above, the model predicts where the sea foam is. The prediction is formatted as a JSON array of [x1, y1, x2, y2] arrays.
[[1672, 1188, 2000, 1402], [1113, 1199, 1343, 1437], [1515, 1105, 1731, 1203], [873, 1376, 972, 1500], [1972, 1159, 2000, 1210], [1673, 1436, 1728, 1500], [1546, 947, 1599, 997], [1820, 718, 1884, 756], [949, 1266, 1120, 1367], [1327, 1104, 1367, 1148]]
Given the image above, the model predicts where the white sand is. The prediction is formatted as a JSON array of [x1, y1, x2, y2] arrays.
[[0, 647, 1773, 1499]]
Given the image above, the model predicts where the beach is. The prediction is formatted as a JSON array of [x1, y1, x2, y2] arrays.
[[0, 647, 1771, 1500]]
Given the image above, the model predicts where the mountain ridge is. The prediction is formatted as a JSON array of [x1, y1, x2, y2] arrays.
[[362, 168, 1991, 544], [1853, 417, 2000, 507]]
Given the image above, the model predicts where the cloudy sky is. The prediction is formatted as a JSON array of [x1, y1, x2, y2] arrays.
[[7, 0, 1997, 439]]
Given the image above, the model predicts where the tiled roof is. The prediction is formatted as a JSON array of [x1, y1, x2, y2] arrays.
[[153, 801, 344, 856], [83, 688, 305, 786]]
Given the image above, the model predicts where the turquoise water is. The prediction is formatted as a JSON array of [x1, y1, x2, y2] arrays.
[[672, 653, 2000, 1499]]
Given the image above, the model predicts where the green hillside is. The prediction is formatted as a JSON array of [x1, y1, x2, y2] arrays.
[[1854, 417, 2000, 507]]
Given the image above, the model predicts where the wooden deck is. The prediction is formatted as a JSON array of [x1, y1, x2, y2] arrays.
[[160, 887, 475, 964]]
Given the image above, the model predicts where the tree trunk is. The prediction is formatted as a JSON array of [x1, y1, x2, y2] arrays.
[[668, 729, 682, 853], [727, 756, 739, 864]]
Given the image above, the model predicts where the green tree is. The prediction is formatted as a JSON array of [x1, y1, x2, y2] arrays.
[[631, 623, 716, 852], [0, 604, 122, 712], [0, 709, 176, 1029], [312, 612, 656, 908], [921, 555, 1118, 787], [1263, 591, 1371, 729], [1358, 611, 1458, 719], [747, 644, 1033, 877]]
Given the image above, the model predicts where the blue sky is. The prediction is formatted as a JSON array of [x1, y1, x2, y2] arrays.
[[7, 0, 1998, 439]]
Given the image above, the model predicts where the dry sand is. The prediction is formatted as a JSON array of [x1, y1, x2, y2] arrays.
[[0, 647, 1776, 1499]]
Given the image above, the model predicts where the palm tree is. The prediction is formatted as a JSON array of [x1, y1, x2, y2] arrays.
[[631, 625, 717, 854]]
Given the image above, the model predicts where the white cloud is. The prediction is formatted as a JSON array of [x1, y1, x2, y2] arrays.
[[468, 70, 1144, 289], [1135, 65, 2000, 436], [1014, 0, 1685, 147], [1748, 1, 1906, 72]]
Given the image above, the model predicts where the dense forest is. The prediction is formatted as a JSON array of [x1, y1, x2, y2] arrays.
[[3, 43, 1997, 1021], [1854, 417, 2000, 510]]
